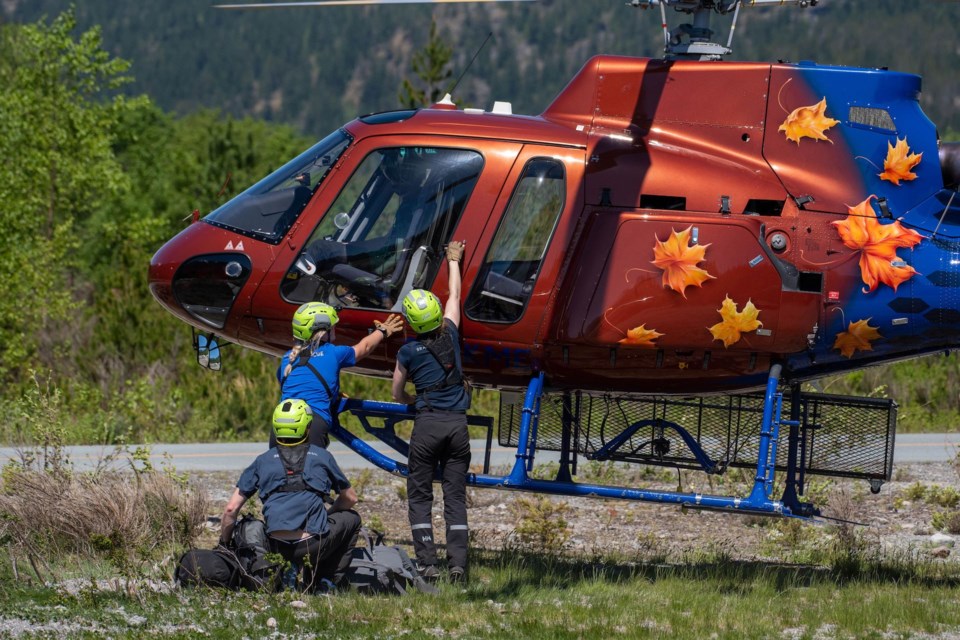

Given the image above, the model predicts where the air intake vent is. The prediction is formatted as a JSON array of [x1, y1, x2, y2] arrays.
[[849, 106, 896, 132], [743, 199, 785, 217], [640, 194, 686, 211]]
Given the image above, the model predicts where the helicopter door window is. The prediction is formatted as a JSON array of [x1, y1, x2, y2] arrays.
[[203, 129, 352, 244], [281, 146, 484, 309], [465, 158, 565, 324]]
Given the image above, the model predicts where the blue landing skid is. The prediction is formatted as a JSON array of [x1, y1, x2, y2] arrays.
[[331, 364, 818, 519]]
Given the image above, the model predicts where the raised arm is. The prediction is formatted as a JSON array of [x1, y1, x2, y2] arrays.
[[352, 314, 404, 361], [443, 240, 465, 328]]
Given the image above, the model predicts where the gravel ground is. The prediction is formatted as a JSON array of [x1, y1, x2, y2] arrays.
[[193, 459, 960, 565]]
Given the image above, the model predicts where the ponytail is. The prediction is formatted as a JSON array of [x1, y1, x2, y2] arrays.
[[282, 330, 329, 378]]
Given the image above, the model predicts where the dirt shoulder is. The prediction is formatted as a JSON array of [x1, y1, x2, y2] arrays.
[[195, 460, 960, 566]]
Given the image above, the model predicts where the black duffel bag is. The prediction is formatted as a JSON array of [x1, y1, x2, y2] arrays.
[[175, 547, 242, 589]]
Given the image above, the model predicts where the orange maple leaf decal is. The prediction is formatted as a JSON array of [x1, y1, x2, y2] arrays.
[[778, 97, 839, 144], [831, 195, 924, 293], [651, 226, 715, 298], [833, 319, 882, 358], [878, 137, 922, 185], [708, 296, 763, 348], [619, 324, 663, 348]]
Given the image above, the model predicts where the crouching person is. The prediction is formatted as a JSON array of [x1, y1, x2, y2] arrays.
[[219, 399, 361, 593]]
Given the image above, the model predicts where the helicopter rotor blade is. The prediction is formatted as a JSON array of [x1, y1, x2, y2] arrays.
[[216, 0, 537, 8]]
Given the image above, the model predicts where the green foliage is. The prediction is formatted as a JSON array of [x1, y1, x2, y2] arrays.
[[398, 19, 454, 108], [931, 510, 960, 535], [0, 10, 133, 381], [508, 495, 572, 553]]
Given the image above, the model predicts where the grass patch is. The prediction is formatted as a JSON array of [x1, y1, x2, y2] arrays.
[[1, 549, 959, 639]]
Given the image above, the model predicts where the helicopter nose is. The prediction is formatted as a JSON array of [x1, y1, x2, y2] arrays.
[[149, 229, 253, 330]]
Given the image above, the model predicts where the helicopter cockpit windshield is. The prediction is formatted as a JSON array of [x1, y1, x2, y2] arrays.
[[282, 146, 484, 310], [203, 130, 352, 243]]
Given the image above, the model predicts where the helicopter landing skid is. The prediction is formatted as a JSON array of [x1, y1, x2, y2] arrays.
[[331, 363, 839, 519]]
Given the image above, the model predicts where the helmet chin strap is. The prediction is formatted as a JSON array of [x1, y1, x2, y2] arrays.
[[277, 435, 308, 447]]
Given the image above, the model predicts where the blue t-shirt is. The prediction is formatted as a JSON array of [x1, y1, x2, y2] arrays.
[[277, 343, 357, 424], [237, 444, 351, 536], [397, 319, 470, 412]]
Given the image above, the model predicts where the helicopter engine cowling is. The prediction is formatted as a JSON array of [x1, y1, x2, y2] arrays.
[[941, 141, 960, 190]]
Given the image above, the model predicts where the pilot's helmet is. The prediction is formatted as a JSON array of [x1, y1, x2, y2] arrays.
[[381, 147, 426, 186]]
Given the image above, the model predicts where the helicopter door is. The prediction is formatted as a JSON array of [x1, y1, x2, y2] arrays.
[[462, 146, 585, 347], [240, 136, 523, 352]]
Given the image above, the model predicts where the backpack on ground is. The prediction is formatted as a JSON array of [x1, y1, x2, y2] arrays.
[[175, 516, 280, 591], [231, 515, 281, 590], [346, 528, 438, 595], [175, 547, 242, 589]]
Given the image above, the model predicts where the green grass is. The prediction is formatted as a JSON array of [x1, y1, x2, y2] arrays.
[[3, 550, 960, 639]]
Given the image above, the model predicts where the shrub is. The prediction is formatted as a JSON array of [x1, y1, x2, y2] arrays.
[[931, 510, 960, 534], [0, 452, 208, 580], [508, 496, 572, 553]]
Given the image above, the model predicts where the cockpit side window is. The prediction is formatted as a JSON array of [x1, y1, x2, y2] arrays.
[[465, 158, 565, 324], [282, 146, 484, 310], [203, 129, 352, 244]]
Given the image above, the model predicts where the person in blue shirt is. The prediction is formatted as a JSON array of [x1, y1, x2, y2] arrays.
[[275, 302, 403, 449], [220, 399, 360, 592], [391, 240, 470, 584]]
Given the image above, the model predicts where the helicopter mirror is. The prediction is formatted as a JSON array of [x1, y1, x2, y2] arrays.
[[207, 338, 222, 371], [193, 329, 223, 371], [334, 211, 352, 229]]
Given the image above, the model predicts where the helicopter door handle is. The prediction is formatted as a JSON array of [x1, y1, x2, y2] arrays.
[[296, 254, 317, 275]]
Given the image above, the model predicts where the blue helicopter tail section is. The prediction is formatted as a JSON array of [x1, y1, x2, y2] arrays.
[[799, 62, 943, 210]]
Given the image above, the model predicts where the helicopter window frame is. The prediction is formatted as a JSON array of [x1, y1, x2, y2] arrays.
[[280, 145, 486, 311], [465, 157, 567, 325], [202, 129, 353, 244]]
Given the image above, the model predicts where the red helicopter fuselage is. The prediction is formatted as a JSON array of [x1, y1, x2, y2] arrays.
[[150, 55, 959, 394]]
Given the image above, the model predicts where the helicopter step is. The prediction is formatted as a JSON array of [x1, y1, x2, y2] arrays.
[[330, 364, 896, 518]]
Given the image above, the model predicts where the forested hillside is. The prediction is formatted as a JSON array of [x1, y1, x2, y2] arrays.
[[3, 0, 958, 137], [0, 8, 957, 446]]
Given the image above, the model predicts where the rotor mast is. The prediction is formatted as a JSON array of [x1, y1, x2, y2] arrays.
[[629, 0, 819, 61]]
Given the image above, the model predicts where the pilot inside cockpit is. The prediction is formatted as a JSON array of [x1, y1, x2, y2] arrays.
[[282, 147, 484, 311]]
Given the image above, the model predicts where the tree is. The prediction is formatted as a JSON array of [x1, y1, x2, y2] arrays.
[[0, 10, 136, 382], [398, 20, 454, 109]]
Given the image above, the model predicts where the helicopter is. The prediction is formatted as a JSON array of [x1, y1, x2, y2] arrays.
[[150, 0, 960, 519]]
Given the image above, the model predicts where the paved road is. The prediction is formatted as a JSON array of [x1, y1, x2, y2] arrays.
[[1, 433, 958, 472]]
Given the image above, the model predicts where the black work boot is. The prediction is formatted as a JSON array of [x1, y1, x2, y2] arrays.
[[418, 564, 440, 583], [448, 566, 466, 585]]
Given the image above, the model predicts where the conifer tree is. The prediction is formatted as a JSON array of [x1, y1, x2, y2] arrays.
[[398, 20, 454, 108]]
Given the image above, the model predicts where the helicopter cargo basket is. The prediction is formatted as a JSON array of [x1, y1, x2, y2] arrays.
[[499, 389, 897, 485]]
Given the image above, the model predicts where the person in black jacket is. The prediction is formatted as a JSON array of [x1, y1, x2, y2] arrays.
[[391, 240, 470, 584], [220, 399, 360, 592]]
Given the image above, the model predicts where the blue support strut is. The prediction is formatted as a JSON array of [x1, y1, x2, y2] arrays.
[[332, 367, 801, 518]]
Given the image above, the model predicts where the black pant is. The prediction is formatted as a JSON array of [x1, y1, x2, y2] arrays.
[[270, 509, 360, 590], [407, 410, 470, 570], [269, 414, 330, 449]]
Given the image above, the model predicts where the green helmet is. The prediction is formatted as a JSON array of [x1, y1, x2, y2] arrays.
[[272, 399, 312, 442], [401, 289, 443, 334], [292, 302, 339, 341]]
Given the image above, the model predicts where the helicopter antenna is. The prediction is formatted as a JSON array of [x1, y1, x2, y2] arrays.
[[449, 31, 493, 99]]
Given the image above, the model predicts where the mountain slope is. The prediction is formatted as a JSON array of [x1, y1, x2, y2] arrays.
[[3, 1, 956, 136]]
